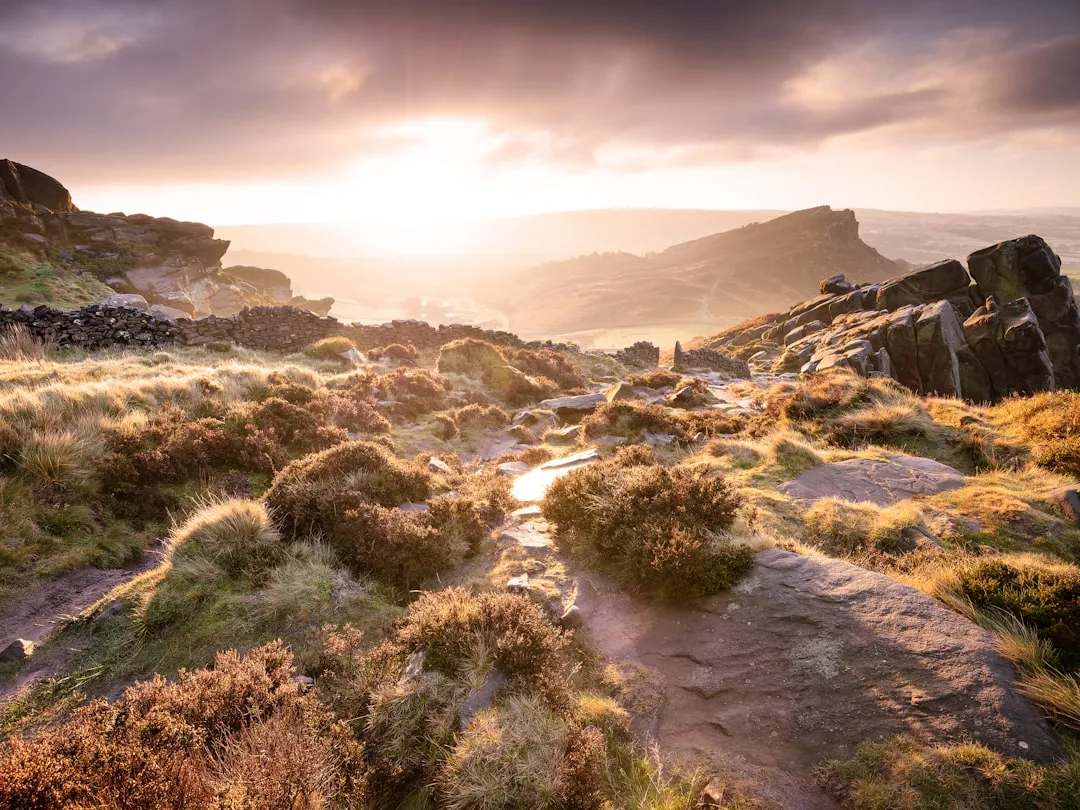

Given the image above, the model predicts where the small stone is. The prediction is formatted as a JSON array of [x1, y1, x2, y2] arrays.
[[498, 461, 530, 477], [511, 505, 543, 519], [401, 649, 426, 682], [398, 502, 430, 513], [0, 638, 34, 664], [559, 604, 583, 629], [429, 457, 452, 474], [507, 574, 531, 594], [1019, 741, 1030, 751], [294, 674, 315, 692]]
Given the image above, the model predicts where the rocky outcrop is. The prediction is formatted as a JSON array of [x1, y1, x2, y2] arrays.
[[707, 235, 1077, 404], [0, 159, 330, 319], [673, 341, 750, 377]]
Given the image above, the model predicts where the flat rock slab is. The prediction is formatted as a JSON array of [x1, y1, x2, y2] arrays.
[[540, 393, 607, 413], [778, 453, 964, 506], [499, 525, 553, 549], [585, 549, 1060, 810]]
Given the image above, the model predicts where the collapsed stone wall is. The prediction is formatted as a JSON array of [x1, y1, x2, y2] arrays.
[[0, 303, 179, 349], [712, 235, 1080, 404], [0, 303, 535, 355]]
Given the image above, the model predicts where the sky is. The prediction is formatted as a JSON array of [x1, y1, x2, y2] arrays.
[[3, 0, 1080, 245]]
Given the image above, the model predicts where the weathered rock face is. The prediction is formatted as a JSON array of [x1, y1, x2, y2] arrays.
[[968, 236, 1080, 390], [777, 454, 965, 506], [0, 159, 330, 319], [707, 234, 1079, 404], [0, 160, 75, 212]]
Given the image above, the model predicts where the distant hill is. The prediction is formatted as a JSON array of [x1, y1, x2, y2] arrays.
[[482, 206, 901, 338]]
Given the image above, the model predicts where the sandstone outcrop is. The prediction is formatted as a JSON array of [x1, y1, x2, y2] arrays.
[[0, 159, 331, 318], [707, 234, 1079, 404]]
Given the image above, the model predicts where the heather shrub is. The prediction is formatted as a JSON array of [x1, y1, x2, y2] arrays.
[[543, 459, 750, 599], [376, 367, 451, 417], [454, 403, 510, 430], [482, 363, 559, 406], [500, 346, 587, 390], [954, 558, 1080, 670], [367, 343, 418, 364], [328, 502, 464, 588], [434, 412, 459, 440], [169, 498, 284, 578], [0, 643, 365, 809], [389, 588, 570, 681], [625, 369, 681, 389], [303, 335, 357, 360], [437, 338, 506, 376], [263, 440, 431, 538]]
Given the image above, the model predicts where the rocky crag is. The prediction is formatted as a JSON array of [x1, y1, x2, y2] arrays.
[[0, 159, 331, 317], [707, 234, 1080, 403]]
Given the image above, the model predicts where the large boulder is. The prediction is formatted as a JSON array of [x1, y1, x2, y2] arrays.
[[968, 236, 1080, 389], [778, 453, 965, 506], [915, 300, 965, 397], [0, 159, 75, 212], [875, 259, 974, 315], [884, 308, 922, 392]]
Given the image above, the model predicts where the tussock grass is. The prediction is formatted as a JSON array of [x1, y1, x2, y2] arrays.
[[168, 497, 283, 578], [302, 335, 357, 360], [0, 323, 49, 361], [817, 735, 1080, 810], [17, 430, 90, 488]]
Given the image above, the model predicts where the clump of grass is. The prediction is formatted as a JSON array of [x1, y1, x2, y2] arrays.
[[499, 346, 587, 391], [436, 694, 590, 810], [803, 497, 925, 558], [816, 735, 1080, 810], [543, 454, 751, 599], [996, 390, 1080, 476], [951, 557, 1080, 671], [169, 498, 284, 578], [764, 430, 822, 476], [827, 402, 941, 447], [302, 335, 357, 360], [437, 338, 506, 376], [0, 323, 49, 362], [17, 430, 90, 489], [436, 338, 563, 406]]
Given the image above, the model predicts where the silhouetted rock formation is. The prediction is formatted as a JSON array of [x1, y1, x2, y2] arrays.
[[0, 160, 331, 317], [707, 234, 1079, 404]]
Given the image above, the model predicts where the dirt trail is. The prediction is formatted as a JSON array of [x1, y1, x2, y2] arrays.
[[0, 549, 164, 702], [581, 549, 1061, 810]]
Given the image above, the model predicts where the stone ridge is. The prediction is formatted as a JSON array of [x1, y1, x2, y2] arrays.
[[709, 234, 1080, 404]]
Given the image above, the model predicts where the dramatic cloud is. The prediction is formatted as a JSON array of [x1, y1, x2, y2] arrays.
[[2, 0, 1079, 184]]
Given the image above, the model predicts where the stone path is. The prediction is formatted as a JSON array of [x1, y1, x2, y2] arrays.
[[584, 549, 1061, 809]]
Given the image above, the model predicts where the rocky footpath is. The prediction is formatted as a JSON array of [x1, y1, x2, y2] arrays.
[[708, 235, 1080, 403], [0, 159, 331, 317]]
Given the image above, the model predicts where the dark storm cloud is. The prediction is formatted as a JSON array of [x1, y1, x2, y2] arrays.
[[1, 0, 1078, 183]]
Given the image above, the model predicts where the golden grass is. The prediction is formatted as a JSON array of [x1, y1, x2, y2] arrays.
[[0, 323, 50, 361], [168, 497, 283, 577]]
